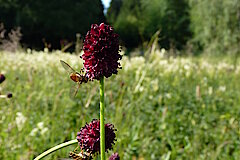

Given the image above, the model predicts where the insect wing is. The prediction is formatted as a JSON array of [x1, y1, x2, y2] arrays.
[[60, 60, 77, 74], [70, 83, 80, 98]]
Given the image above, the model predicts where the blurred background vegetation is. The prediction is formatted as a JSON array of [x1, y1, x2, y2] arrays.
[[0, 0, 240, 160], [0, 0, 239, 56]]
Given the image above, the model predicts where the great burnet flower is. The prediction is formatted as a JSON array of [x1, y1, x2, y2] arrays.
[[76, 119, 117, 154], [0, 74, 5, 84], [109, 153, 120, 160], [7, 93, 13, 98], [82, 23, 122, 80]]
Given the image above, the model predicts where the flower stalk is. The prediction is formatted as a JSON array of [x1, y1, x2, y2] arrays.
[[33, 139, 78, 160], [100, 76, 105, 160]]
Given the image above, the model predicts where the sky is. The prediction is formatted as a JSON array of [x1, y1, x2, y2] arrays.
[[101, 0, 111, 13]]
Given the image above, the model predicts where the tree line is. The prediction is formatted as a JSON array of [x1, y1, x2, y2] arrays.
[[0, 0, 105, 49], [108, 0, 240, 55], [0, 0, 239, 55]]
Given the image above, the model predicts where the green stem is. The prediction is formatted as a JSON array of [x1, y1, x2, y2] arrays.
[[100, 77, 105, 160], [33, 139, 78, 160]]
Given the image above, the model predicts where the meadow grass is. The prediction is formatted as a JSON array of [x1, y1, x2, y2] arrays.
[[0, 50, 239, 160]]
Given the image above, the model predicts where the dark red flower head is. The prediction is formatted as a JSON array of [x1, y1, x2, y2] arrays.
[[82, 23, 122, 80], [76, 119, 117, 155], [109, 153, 120, 160], [0, 74, 6, 84], [7, 93, 13, 98]]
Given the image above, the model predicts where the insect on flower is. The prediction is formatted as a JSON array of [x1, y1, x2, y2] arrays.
[[69, 147, 92, 160], [60, 60, 88, 97], [69, 151, 92, 160]]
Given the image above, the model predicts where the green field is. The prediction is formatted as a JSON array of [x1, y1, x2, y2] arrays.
[[0, 50, 240, 160]]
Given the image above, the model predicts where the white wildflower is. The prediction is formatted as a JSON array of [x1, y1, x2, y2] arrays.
[[27, 48, 32, 54], [219, 86, 226, 92], [15, 112, 27, 131], [151, 79, 159, 92], [131, 56, 145, 68], [1, 70, 6, 74], [37, 122, 44, 129], [44, 48, 49, 53], [29, 128, 38, 136], [165, 93, 171, 99], [41, 127, 49, 135], [208, 87, 213, 95], [184, 64, 190, 71], [30, 122, 49, 136], [139, 86, 144, 92], [159, 60, 168, 66], [160, 48, 166, 55], [11, 144, 21, 150]]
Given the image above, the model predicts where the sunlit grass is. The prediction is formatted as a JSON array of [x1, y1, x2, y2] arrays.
[[0, 50, 239, 159]]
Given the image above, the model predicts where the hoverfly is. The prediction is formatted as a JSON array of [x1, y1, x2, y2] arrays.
[[60, 60, 88, 98], [69, 147, 92, 160]]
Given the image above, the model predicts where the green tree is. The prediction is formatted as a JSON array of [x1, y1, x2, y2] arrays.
[[109, 0, 141, 48], [141, 0, 191, 49], [189, 0, 240, 56], [107, 0, 123, 24], [0, 0, 105, 49], [107, 0, 191, 50]]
